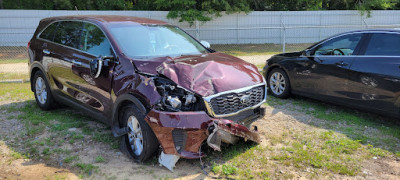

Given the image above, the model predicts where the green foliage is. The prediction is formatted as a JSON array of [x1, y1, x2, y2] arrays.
[[2, 0, 398, 24], [154, 0, 251, 25]]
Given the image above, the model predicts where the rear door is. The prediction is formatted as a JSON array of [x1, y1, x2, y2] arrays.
[[45, 21, 85, 102], [348, 32, 400, 114]]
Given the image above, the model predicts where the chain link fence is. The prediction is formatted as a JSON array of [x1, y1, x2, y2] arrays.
[[1, 10, 400, 81]]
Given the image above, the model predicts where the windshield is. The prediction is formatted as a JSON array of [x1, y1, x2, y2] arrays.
[[109, 24, 208, 58]]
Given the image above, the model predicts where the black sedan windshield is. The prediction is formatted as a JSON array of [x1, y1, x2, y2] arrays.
[[109, 24, 207, 58]]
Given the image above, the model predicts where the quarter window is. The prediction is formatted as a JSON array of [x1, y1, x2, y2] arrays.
[[39, 22, 59, 41], [314, 34, 363, 56], [364, 33, 400, 56], [53, 21, 83, 49], [80, 23, 113, 57]]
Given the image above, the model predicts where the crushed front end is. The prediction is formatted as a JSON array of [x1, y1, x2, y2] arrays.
[[146, 77, 266, 171]]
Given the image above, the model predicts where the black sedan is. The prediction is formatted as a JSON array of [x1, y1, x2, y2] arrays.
[[263, 30, 400, 117]]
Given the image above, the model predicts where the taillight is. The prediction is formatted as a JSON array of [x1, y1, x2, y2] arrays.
[[27, 41, 31, 49]]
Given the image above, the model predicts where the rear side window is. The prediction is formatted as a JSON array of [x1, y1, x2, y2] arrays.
[[53, 21, 84, 49], [39, 22, 59, 41], [79, 23, 113, 57], [364, 33, 400, 56]]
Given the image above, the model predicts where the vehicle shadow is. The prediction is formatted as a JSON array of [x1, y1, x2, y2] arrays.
[[266, 95, 400, 154]]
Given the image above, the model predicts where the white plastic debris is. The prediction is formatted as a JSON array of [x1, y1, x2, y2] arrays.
[[159, 151, 180, 172]]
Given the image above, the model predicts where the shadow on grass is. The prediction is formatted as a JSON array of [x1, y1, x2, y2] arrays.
[[266, 95, 400, 154]]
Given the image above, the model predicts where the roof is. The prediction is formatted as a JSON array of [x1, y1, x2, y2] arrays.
[[338, 29, 400, 34], [41, 15, 168, 25]]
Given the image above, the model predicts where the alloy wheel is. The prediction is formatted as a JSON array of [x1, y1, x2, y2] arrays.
[[127, 115, 143, 156], [35, 77, 47, 104], [269, 72, 286, 95]]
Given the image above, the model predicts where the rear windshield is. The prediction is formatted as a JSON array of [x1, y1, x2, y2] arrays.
[[109, 24, 207, 59]]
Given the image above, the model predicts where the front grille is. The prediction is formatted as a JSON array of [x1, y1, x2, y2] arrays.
[[207, 85, 265, 116]]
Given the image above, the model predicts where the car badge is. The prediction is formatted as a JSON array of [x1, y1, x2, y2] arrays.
[[240, 95, 251, 104]]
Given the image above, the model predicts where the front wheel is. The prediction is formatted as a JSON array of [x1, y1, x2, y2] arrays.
[[267, 68, 291, 98], [120, 104, 159, 162]]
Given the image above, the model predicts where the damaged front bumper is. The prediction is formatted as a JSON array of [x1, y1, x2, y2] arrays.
[[144, 107, 264, 170]]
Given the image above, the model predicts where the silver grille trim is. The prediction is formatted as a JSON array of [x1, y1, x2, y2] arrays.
[[203, 83, 267, 117]]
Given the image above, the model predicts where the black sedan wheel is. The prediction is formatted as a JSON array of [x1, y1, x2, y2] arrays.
[[268, 68, 290, 98]]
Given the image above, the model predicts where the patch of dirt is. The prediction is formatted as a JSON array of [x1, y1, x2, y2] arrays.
[[0, 146, 79, 180], [0, 63, 28, 73]]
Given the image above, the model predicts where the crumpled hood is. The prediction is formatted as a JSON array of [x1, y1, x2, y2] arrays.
[[134, 52, 264, 97]]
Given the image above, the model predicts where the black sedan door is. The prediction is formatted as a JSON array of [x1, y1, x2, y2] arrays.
[[295, 33, 364, 102], [347, 32, 400, 115]]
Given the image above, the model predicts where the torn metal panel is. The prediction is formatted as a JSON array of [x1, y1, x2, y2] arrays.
[[159, 152, 180, 172], [145, 108, 260, 159], [216, 119, 260, 143], [145, 109, 211, 157]]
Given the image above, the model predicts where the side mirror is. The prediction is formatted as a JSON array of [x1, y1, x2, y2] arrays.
[[200, 40, 211, 49], [90, 55, 115, 78], [303, 49, 312, 57]]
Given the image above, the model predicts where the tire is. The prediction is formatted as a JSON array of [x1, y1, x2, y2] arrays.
[[267, 68, 291, 98], [32, 71, 57, 110], [120, 104, 159, 162]]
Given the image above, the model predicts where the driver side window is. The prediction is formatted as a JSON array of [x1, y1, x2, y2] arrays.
[[314, 33, 363, 56], [80, 23, 113, 57]]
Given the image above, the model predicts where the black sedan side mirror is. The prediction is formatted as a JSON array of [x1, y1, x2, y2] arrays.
[[303, 49, 312, 57]]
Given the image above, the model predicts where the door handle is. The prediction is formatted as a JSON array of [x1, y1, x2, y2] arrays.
[[43, 49, 50, 55], [72, 60, 82, 67], [335, 61, 348, 67]]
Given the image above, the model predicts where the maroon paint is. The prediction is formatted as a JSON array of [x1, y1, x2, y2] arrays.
[[138, 53, 263, 97], [145, 109, 260, 157], [29, 15, 264, 160]]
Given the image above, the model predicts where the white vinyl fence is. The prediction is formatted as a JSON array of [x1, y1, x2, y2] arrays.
[[1, 9, 400, 60]]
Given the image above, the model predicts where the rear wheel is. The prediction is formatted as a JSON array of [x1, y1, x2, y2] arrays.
[[268, 68, 291, 98], [120, 104, 159, 162], [32, 71, 57, 110]]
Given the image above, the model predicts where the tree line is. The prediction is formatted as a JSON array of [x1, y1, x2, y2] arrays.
[[2, 0, 398, 24]]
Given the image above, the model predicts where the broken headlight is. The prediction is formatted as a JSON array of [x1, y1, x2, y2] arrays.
[[154, 77, 205, 112]]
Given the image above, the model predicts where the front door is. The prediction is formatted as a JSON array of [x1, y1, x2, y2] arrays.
[[304, 33, 365, 103], [296, 34, 363, 101], [70, 22, 117, 117]]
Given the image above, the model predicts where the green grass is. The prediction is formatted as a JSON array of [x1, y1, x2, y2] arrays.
[[265, 96, 400, 152], [0, 82, 32, 102], [64, 155, 79, 163], [211, 43, 312, 56], [0, 72, 29, 80], [95, 156, 105, 163], [207, 130, 389, 179], [75, 163, 98, 174], [0, 59, 27, 64]]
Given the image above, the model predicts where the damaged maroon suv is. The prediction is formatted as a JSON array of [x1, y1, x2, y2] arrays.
[[28, 15, 266, 170]]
